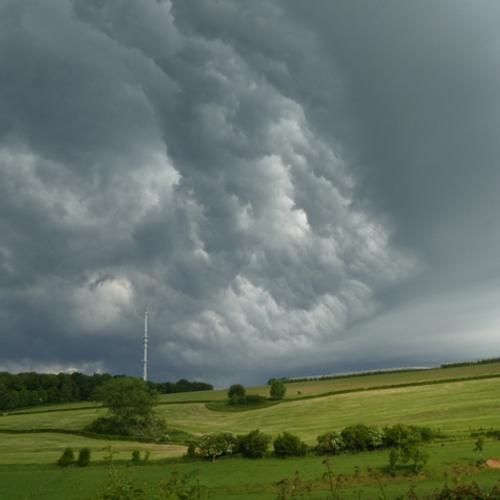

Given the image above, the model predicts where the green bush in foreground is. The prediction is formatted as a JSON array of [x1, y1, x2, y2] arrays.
[[198, 432, 239, 461], [240, 429, 272, 458], [274, 431, 308, 457]]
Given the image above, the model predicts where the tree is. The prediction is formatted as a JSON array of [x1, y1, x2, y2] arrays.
[[89, 376, 166, 440], [57, 447, 75, 467], [92, 377, 159, 422], [198, 432, 239, 461], [241, 429, 272, 458], [227, 384, 245, 400], [77, 447, 91, 467], [473, 434, 485, 461], [273, 432, 308, 457], [270, 380, 286, 400]]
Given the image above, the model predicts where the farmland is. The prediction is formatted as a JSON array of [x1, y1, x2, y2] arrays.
[[2, 363, 500, 498]]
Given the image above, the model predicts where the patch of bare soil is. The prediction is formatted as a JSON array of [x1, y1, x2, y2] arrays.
[[485, 459, 500, 468]]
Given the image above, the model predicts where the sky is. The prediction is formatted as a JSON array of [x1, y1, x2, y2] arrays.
[[2, 0, 500, 388]]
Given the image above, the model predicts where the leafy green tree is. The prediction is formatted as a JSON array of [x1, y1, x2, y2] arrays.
[[401, 443, 429, 473], [77, 447, 91, 467], [341, 424, 371, 453], [473, 434, 485, 460], [270, 380, 286, 400], [241, 429, 272, 458], [57, 447, 75, 467], [92, 377, 159, 421], [388, 447, 400, 477], [227, 384, 245, 401], [198, 432, 239, 461], [273, 432, 308, 457], [89, 377, 166, 440], [316, 431, 344, 455]]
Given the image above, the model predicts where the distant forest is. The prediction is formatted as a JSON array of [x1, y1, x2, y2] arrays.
[[0, 371, 213, 412]]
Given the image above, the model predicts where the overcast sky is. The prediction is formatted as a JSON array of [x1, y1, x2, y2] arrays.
[[2, 0, 500, 387]]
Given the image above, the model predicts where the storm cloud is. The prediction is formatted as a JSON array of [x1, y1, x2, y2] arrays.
[[1, 0, 500, 386]]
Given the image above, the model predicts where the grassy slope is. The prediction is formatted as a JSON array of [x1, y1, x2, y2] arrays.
[[2, 364, 500, 498], [154, 377, 500, 443], [0, 433, 187, 465]]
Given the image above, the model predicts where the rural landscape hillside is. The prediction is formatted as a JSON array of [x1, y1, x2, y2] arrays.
[[2, 362, 500, 499]]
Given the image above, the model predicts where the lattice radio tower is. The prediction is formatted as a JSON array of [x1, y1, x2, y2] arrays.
[[142, 308, 148, 381]]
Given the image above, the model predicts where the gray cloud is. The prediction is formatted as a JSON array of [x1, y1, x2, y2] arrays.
[[1, 0, 499, 386]]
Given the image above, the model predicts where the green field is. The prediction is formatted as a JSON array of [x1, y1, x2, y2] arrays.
[[2, 363, 500, 498]]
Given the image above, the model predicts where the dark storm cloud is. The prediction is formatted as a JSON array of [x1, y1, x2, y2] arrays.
[[1, 0, 499, 386]]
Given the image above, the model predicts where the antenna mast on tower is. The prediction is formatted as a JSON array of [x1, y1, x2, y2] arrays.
[[142, 308, 148, 381]]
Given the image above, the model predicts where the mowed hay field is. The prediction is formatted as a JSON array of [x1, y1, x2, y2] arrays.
[[153, 377, 500, 443], [0, 365, 499, 463], [2, 365, 500, 498]]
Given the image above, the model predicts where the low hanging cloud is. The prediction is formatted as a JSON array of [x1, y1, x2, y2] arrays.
[[15, 0, 500, 386]]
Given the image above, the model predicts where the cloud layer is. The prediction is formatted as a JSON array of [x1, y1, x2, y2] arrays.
[[1, 1, 500, 386]]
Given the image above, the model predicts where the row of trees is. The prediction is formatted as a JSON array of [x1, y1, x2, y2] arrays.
[[195, 423, 438, 466], [197, 429, 308, 461], [0, 371, 212, 412], [227, 380, 286, 406]]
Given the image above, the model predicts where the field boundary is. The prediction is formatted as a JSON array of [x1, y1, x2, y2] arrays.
[[284, 372, 500, 402]]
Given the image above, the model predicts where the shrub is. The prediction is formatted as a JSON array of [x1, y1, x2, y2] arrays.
[[368, 426, 385, 448], [227, 384, 245, 401], [383, 424, 417, 448], [241, 429, 272, 458], [77, 447, 91, 467], [341, 424, 371, 453], [228, 393, 266, 407], [131, 450, 141, 465], [274, 432, 308, 457], [270, 380, 286, 400], [199, 432, 239, 461], [84, 416, 131, 436], [185, 443, 198, 460], [316, 431, 344, 455], [57, 447, 75, 467]]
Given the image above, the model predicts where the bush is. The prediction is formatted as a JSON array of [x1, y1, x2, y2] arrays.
[[227, 384, 245, 401], [241, 429, 272, 458], [131, 450, 141, 465], [57, 447, 75, 466], [273, 432, 308, 457], [185, 443, 198, 460], [270, 380, 286, 400], [198, 432, 239, 461], [383, 424, 417, 448], [77, 447, 91, 467], [84, 416, 131, 436], [341, 424, 371, 452], [316, 431, 344, 455], [228, 393, 267, 407]]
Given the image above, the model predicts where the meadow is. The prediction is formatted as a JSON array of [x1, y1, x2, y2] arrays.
[[2, 363, 500, 499]]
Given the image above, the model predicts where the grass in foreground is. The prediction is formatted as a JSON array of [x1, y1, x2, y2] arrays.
[[1, 439, 500, 499]]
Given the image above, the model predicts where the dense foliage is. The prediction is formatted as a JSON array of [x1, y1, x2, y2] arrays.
[[0, 371, 212, 412], [240, 429, 272, 458], [57, 447, 75, 467], [273, 431, 308, 457], [270, 379, 287, 400], [316, 423, 439, 455], [198, 432, 239, 461], [86, 377, 167, 441]]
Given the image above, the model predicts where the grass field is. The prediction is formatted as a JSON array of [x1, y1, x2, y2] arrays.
[[2, 440, 500, 499], [2, 363, 500, 498]]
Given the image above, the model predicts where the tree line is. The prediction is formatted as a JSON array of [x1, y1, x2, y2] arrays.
[[0, 371, 212, 412]]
